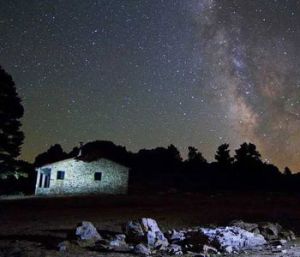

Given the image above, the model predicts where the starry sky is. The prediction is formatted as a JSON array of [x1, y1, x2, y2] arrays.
[[1, 0, 300, 170]]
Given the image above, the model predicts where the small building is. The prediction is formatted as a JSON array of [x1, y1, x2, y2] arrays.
[[35, 157, 129, 195]]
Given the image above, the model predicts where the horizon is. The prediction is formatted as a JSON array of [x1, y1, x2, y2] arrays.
[[31, 139, 295, 173]]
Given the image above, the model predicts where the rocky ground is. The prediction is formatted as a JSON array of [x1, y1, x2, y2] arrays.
[[0, 192, 300, 256]]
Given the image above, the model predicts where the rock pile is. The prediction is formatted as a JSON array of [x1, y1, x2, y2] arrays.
[[57, 218, 296, 256], [230, 220, 296, 242], [200, 226, 266, 253]]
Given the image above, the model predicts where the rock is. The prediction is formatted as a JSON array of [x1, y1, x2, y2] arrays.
[[272, 239, 288, 246], [146, 231, 156, 246], [167, 243, 183, 255], [154, 231, 169, 248], [134, 243, 151, 255], [57, 240, 84, 252], [230, 220, 259, 233], [140, 218, 169, 247], [57, 241, 70, 252], [224, 245, 233, 253], [123, 218, 169, 248], [75, 221, 102, 247], [95, 234, 132, 252], [75, 221, 102, 241], [203, 244, 218, 254], [122, 220, 145, 243], [259, 222, 282, 241], [107, 234, 130, 250], [141, 218, 160, 233], [230, 220, 296, 242], [279, 230, 296, 241], [108, 234, 126, 246], [200, 226, 266, 253], [167, 229, 186, 243]]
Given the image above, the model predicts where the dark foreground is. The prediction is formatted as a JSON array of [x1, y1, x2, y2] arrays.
[[0, 192, 300, 256]]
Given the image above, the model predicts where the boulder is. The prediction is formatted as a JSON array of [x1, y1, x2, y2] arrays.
[[134, 243, 151, 255], [141, 218, 160, 233], [154, 230, 169, 248], [123, 218, 169, 248], [122, 220, 144, 243], [279, 230, 296, 241], [95, 234, 131, 252], [76, 221, 102, 241], [75, 221, 102, 247], [167, 229, 186, 243], [258, 222, 282, 241], [106, 234, 129, 250]]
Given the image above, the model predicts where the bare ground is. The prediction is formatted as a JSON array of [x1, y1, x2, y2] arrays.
[[0, 192, 300, 256]]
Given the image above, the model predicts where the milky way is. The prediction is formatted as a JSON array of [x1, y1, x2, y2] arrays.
[[192, 0, 300, 170], [1, 0, 300, 170]]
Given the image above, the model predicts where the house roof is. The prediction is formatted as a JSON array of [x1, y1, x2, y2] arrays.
[[35, 140, 132, 168], [37, 157, 130, 169]]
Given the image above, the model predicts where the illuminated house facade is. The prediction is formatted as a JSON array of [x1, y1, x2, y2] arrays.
[[35, 158, 129, 195]]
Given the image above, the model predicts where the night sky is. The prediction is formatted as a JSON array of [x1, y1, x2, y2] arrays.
[[1, 0, 300, 170]]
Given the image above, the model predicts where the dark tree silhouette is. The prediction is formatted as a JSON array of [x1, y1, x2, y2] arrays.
[[68, 146, 80, 158], [187, 146, 207, 164], [234, 142, 261, 164], [132, 145, 181, 175], [78, 140, 132, 166], [167, 144, 182, 162], [215, 143, 233, 167], [0, 66, 24, 178], [34, 144, 68, 167], [284, 167, 292, 176], [232, 143, 268, 189]]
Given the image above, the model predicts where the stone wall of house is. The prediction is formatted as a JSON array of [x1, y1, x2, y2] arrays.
[[35, 158, 129, 195]]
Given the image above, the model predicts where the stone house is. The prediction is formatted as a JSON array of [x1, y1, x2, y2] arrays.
[[35, 157, 129, 195]]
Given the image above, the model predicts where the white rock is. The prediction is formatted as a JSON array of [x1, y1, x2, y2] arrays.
[[141, 218, 161, 233], [167, 244, 183, 255], [75, 221, 102, 241], [134, 243, 151, 255], [200, 226, 266, 253]]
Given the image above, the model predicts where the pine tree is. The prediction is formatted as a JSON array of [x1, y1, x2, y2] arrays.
[[187, 146, 207, 163], [234, 142, 261, 163], [0, 66, 24, 178], [284, 167, 292, 176], [215, 143, 233, 166]]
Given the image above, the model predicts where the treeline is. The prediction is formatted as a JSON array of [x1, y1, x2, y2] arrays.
[[31, 140, 299, 194]]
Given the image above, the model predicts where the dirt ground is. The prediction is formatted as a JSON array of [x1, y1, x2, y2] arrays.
[[1, 192, 300, 256]]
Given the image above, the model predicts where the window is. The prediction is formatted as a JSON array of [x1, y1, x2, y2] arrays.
[[57, 171, 65, 180], [94, 172, 102, 181]]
